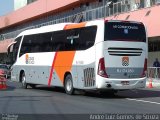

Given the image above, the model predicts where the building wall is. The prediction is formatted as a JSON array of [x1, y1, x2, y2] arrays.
[[0, 0, 82, 29], [14, 0, 27, 10], [1, 2, 160, 39], [14, 0, 38, 10]]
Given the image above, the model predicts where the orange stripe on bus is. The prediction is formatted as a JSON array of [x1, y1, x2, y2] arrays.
[[48, 22, 86, 86], [54, 51, 76, 83], [64, 22, 87, 30]]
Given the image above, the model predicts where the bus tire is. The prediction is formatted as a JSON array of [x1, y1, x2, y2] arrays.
[[64, 74, 74, 95], [21, 72, 28, 89], [29, 84, 36, 89]]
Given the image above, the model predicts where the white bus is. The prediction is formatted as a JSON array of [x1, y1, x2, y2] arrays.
[[7, 20, 147, 94]]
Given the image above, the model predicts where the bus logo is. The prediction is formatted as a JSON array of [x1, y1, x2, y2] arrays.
[[25, 54, 34, 64], [25, 54, 29, 64], [122, 57, 129, 66], [124, 29, 128, 34]]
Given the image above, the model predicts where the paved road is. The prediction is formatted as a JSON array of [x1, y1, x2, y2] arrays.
[[0, 80, 160, 120]]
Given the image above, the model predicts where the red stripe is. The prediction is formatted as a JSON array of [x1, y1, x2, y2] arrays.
[[48, 52, 58, 86]]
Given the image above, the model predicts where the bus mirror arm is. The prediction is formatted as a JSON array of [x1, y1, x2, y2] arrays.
[[7, 46, 11, 56], [7, 46, 10, 56], [7, 41, 17, 55]]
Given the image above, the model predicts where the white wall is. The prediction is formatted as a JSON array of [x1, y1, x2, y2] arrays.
[[14, 0, 27, 10], [145, 0, 151, 7]]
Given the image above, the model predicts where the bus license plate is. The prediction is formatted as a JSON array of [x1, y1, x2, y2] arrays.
[[121, 81, 129, 85]]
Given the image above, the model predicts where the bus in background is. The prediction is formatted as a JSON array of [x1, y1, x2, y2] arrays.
[[7, 20, 147, 95]]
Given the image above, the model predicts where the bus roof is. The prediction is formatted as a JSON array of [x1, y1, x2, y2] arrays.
[[16, 19, 144, 39], [17, 22, 74, 38], [16, 19, 105, 38]]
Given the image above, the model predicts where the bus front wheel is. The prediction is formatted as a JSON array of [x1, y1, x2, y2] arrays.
[[64, 74, 74, 95], [21, 72, 28, 89]]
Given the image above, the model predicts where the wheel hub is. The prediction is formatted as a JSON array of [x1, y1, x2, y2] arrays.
[[66, 79, 72, 92]]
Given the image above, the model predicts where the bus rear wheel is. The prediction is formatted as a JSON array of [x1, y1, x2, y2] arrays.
[[21, 72, 28, 89], [64, 74, 74, 95], [29, 84, 36, 89]]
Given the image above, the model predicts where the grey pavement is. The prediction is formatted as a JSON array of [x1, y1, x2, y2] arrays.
[[0, 80, 160, 120]]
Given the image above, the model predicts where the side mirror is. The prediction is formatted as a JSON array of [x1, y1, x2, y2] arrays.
[[7, 41, 17, 56]]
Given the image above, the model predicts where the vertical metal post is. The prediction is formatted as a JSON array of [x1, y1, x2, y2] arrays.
[[103, 0, 106, 19], [156, 67, 158, 79], [106, 0, 109, 17]]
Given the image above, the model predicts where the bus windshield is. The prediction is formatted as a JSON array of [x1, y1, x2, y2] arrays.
[[104, 22, 146, 42]]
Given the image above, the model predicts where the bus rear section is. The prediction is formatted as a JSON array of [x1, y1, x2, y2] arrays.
[[96, 21, 147, 90]]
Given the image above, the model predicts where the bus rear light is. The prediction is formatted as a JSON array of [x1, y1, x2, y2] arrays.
[[141, 58, 147, 77], [105, 19, 108, 23], [98, 58, 108, 78]]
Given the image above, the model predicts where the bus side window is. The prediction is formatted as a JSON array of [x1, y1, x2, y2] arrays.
[[86, 41, 94, 48], [39, 32, 53, 52], [20, 32, 54, 54], [32, 45, 40, 52], [79, 26, 97, 50], [65, 29, 77, 51], [52, 30, 66, 51]]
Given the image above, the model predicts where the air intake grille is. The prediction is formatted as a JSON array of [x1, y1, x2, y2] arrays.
[[84, 68, 95, 87], [108, 47, 143, 56]]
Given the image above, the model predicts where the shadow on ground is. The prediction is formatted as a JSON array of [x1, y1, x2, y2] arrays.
[[32, 86, 160, 99], [5, 80, 160, 99]]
